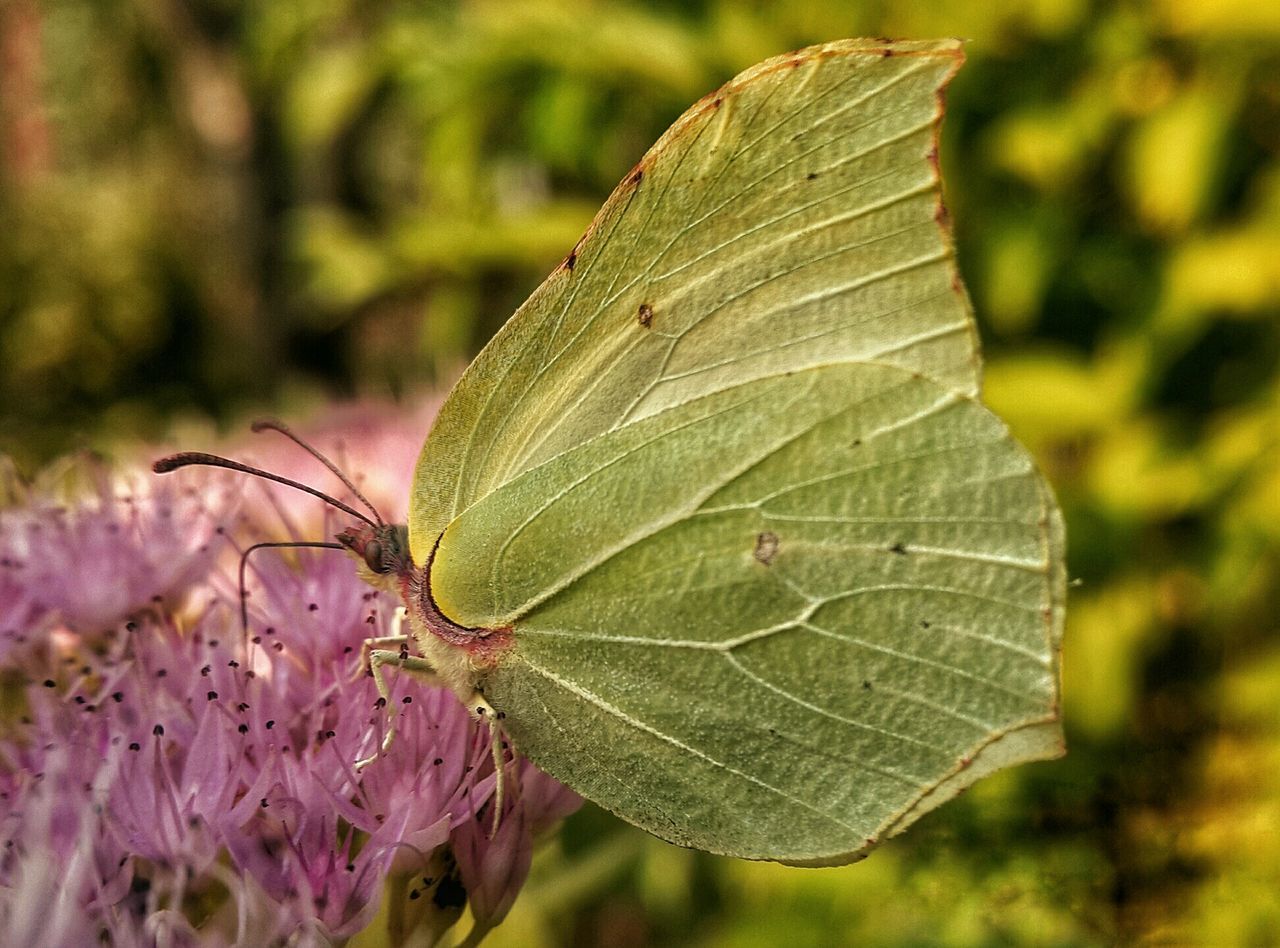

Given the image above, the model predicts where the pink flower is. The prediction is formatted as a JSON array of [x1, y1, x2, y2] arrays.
[[0, 456, 236, 632], [0, 411, 581, 945], [452, 766, 585, 939]]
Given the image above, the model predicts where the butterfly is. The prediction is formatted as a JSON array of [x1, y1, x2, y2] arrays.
[[159, 38, 1064, 866]]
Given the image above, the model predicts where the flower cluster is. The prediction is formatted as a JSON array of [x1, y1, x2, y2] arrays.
[[0, 434, 579, 945]]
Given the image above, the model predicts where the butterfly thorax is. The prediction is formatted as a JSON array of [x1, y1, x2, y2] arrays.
[[337, 522, 513, 703]]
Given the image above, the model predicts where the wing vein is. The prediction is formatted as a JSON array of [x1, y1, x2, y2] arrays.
[[721, 652, 947, 762], [520, 656, 863, 832]]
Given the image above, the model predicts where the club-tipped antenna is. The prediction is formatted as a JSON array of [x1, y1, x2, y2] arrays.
[[251, 418, 384, 526], [152, 452, 379, 529]]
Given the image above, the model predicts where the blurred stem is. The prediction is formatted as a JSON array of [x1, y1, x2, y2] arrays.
[[0, 0, 53, 187], [387, 872, 409, 946], [523, 829, 647, 917], [131, 0, 285, 403]]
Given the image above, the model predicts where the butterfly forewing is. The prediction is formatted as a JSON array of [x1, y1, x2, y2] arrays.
[[409, 39, 979, 555]]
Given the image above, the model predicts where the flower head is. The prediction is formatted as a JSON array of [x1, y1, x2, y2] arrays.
[[0, 412, 580, 945], [0, 455, 236, 633]]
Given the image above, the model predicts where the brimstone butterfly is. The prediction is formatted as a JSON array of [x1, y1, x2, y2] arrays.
[[161, 38, 1065, 866]]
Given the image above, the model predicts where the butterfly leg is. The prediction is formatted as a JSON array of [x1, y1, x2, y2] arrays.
[[352, 635, 412, 682], [352, 604, 415, 683], [355, 648, 444, 770], [468, 691, 509, 833]]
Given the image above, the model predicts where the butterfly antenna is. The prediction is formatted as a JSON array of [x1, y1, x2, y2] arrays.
[[237, 540, 344, 644], [251, 419, 384, 526], [152, 452, 379, 529]]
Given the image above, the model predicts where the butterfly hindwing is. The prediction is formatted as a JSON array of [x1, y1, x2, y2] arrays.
[[430, 361, 1063, 863]]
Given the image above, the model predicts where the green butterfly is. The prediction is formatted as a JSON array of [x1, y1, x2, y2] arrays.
[[167, 37, 1066, 866]]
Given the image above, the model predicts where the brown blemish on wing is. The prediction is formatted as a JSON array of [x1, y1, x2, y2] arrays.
[[754, 531, 780, 565], [637, 303, 654, 328], [560, 232, 589, 273], [889, 541, 909, 555]]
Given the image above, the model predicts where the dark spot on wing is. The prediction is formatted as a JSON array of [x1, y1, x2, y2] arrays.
[[754, 531, 780, 565], [629, 165, 644, 186], [637, 303, 654, 328], [862, 680, 873, 690], [563, 250, 577, 271], [889, 542, 909, 555], [806, 171, 818, 180], [920, 619, 932, 629]]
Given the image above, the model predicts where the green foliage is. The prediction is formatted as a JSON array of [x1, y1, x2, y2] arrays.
[[4, 0, 1279, 943]]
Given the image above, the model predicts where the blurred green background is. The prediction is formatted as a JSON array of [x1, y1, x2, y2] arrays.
[[3, 0, 1279, 944]]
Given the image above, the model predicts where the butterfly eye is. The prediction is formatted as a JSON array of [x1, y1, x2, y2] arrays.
[[363, 539, 385, 573]]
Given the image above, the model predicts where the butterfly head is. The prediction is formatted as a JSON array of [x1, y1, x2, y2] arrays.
[[336, 521, 415, 594]]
